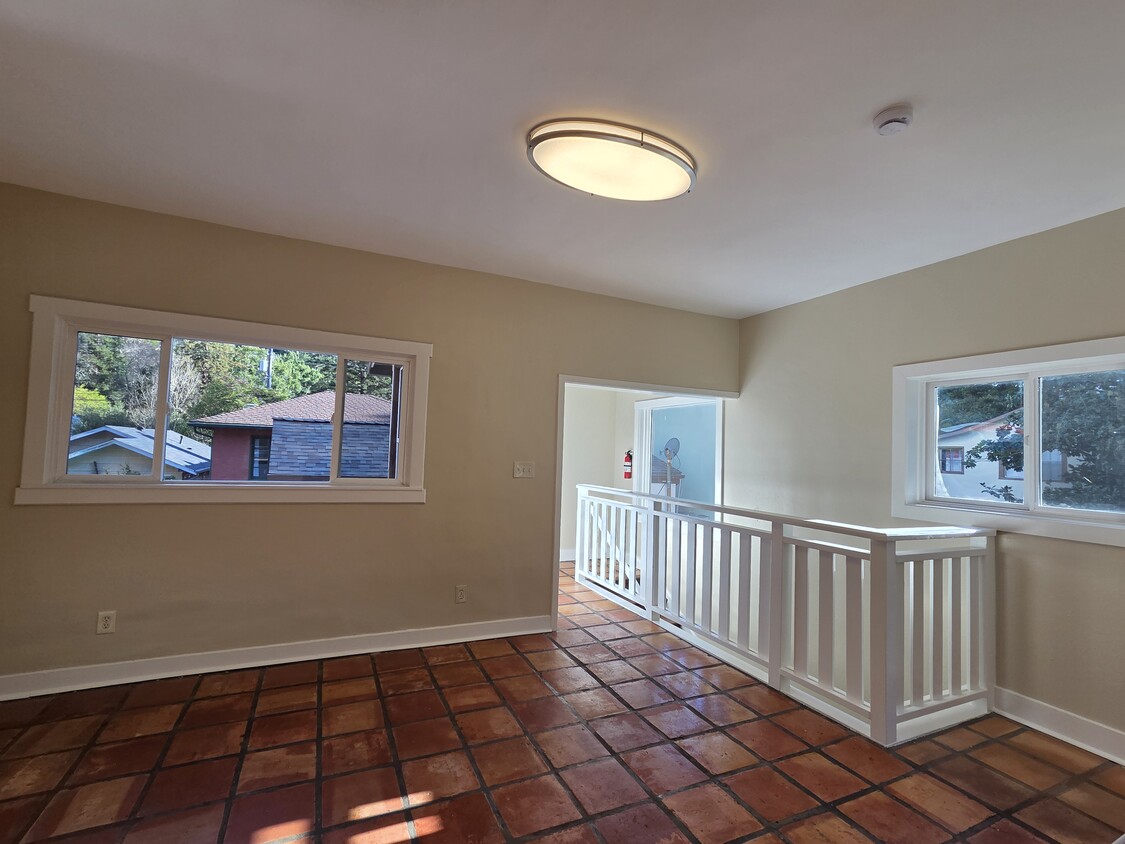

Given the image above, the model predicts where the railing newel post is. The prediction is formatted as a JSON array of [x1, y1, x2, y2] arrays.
[[983, 534, 997, 711], [869, 536, 903, 746]]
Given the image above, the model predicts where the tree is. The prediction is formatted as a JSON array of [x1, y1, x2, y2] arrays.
[[937, 382, 1023, 427]]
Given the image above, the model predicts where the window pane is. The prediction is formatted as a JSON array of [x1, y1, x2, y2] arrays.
[[338, 359, 400, 479], [934, 381, 1024, 503], [1040, 370, 1125, 513], [68, 332, 162, 476], [170, 340, 338, 482]]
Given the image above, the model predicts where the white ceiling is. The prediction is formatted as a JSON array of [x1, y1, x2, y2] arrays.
[[3, 2, 1125, 318]]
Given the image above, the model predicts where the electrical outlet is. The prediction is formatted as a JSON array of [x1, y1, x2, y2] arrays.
[[455, 584, 468, 604], [513, 461, 535, 478], [96, 610, 116, 634]]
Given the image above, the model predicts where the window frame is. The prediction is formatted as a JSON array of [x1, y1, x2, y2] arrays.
[[938, 446, 965, 475], [17, 295, 432, 504], [892, 335, 1125, 547]]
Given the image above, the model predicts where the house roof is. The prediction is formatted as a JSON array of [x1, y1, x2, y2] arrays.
[[68, 426, 212, 475], [939, 411, 1022, 438], [190, 391, 391, 428]]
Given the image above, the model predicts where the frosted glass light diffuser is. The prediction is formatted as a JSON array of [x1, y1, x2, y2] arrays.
[[527, 119, 696, 201]]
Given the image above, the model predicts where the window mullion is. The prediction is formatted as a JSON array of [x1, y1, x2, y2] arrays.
[[149, 336, 174, 482], [1024, 373, 1041, 513], [329, 357, 345, 482]]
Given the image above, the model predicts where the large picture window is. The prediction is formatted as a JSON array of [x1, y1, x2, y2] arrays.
[[893, 336, 1125, 546], [17, 296, 431, 504]]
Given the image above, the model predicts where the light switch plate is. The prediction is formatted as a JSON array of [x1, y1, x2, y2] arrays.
[[513, 461, 535, 478]]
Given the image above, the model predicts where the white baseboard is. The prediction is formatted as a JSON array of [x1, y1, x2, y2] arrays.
[[559, 548, 576, 562], [0, 615, 552, 701], [994, 686, 1125, 766]]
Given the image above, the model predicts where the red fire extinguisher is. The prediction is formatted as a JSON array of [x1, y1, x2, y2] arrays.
[[624, 450, 633, 480]]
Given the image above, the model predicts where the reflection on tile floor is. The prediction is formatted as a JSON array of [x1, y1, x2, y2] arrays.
[[1, 562, 1122, 842]]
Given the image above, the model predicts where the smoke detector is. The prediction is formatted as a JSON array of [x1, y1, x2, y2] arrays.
[[874, 104, 914, 136]]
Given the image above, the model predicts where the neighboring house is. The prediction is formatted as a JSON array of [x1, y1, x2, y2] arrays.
[[191, 391, 393, 481], [937, 412, 1066, 500], [68, 425, 211, 479]]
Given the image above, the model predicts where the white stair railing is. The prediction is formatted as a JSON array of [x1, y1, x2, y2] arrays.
[[575, 484, 995, 746]]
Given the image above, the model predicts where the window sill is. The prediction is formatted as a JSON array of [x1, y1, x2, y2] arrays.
[[14, 484, 427, 505], [893, 499, 1125, 548]]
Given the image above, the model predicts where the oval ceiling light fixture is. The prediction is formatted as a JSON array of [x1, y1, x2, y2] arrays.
[[527, 119, 696, 201]]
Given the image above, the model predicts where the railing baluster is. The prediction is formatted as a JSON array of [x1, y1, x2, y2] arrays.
[[684, 522, 697, 624], [970, 555, 982, 690], [932, 557, 946, 700], [911, 560, 926, 706], [793, 546, 808, 678], [668, 518, 681, 618], [738, 532, 753, 651], [701, 525, 714, 632], [845, 555, 863, 704], [950, 556, 962, 694], [718, 528, 732, 641], [818, 552, 834, 689]]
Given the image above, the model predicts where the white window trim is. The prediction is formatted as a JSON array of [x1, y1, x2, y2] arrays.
[[892, 335, 1125, 548], [16, 295, 432, 504]]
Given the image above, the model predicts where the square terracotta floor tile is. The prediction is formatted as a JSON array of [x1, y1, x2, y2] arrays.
[[595, 802, 692, 844], [898, 739, 952, 765], [620, 620, 664, 635], [3, 715, 105, 758], [535, 724, 610, 768], [542, 667, 601, 694], [592, 713, 663, 753], [323, 677, 379, 706], [613, 679, 675, 709], [934, 726, 989, 751], [567, 644, 617, 664], [782, 812, 874, 844], [496, 675, 554, 702], [628, 654, 682, 676], [431, 661, 487, 688], [725, 766, 819, 823], [725, 720, 809, 762], [374, 650, 424, 672], [640, 703, 712, 739], [550, 630, 596, 648], [222, 781, 315, 843], [677, 731, 758, 775], [668, 648, 722, 669], [569, 614, 609, 629], [321, 813, 411, 844], [34, 687, 128, 723], [322, 655, 374, 682], [967, 715, 1022, 738], [0, 750, 80, 800], [727, 684, 797, 715], [321, 729, 392, 775], [970, 743, 1070, 790], [456, 706, 523, 744], [586, 623, 632, 641], [511, 697, 580, 733], [622, 743, 708, 794], [1057, 781, 1125, 832], [401, 750, 479, 806], [254, 684, 317, 716], [443, 683, 503, 713], [509, 634, 559, 653], [692, 665, 755, 691], [423, 644, 471, 665], [412, 792, 505, 844], [931, 755, 1035, 811], [472, 736, 548, 785], [261, 661, 319, 689], [777, 752, 866, 802], [321, 765, 403, 825], [68, 736, 168, 785], [492, 774, 582, 837], [24, 775, 147, 840], [196, 670, 259, 699], [968, 818, 1052, 843], [563, 688, 626, 720], [160, 723, 245, 767], [121, 803, 225, 844], [1093, 766, 1125, 797], [0, 698, 52, 730], [98, 704, 183, 743], [663, 783, 762, 844], [771, 709, 849, 746], [323, 699, 385, 736], [587, 660, 644, 685], [393, 716, 462, 760], [481, 655, 533, 680], [526, 650, 577, 671], [607, 638, 658, 659], [824, 735, 912, 783], [531, 824, 602, 843], [468, 639, 516, 659], [561, 757, 647, 814], [0, 797, 46, 843], [139, 756, 237, 816], [122, 677, 198, 709], [378, 668, 433, 696], [888, 773, 993, 833], [248, 709, 318, 749], [237, 741, 317, 793], [179, 693, 253, 728], [656, 672, 720, 700], [384, 689, 446, 725], [684, 694, 756, 727], [839, 790, 950, 844], [1006, 730, 1106, 774], [1016, 797, 1120, 844], [640, 633, 691, 652]]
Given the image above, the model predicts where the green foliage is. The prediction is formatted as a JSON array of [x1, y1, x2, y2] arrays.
[[937, 382, 1023, 427]]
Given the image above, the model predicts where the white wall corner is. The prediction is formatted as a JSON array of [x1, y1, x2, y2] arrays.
[[994, 686, 1125, 766], [559, 547, 576, 562]]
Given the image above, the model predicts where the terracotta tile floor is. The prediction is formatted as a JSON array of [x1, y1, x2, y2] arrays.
[[1, 562, 1122, 843]]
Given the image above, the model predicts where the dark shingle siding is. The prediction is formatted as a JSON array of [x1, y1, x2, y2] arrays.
[[268, 419, 390, 478]]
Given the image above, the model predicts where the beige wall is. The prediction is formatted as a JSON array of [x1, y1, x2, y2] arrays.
[[0, 183, 739, 676], [726, 207, 1125, 730], [559, 386, 617, 559]]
